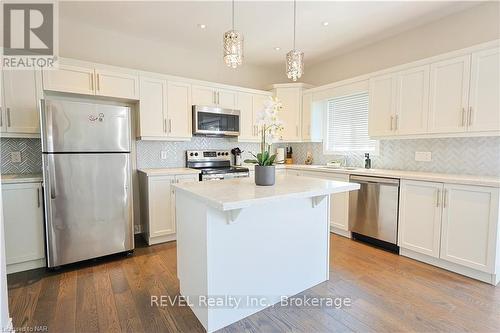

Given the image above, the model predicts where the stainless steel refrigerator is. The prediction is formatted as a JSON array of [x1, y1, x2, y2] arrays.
[[40, 98, 134, 267]]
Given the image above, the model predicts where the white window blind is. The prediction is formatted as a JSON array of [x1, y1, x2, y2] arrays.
[[324, 92, 378, 154]]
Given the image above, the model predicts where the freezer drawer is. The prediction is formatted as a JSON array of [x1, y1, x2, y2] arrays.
[[349, 175, 400, 244], [43, 153, 133, 267], [41, 99, 131, 152]]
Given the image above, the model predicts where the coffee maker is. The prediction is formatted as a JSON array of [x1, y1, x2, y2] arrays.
[[231, 147, 242, 166]]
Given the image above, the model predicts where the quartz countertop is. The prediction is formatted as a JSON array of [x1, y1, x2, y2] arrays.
[[173, 174, 360, 211], [285, 165, 500, 187], [1, 173, 43, 184], [138, 168, 200, 176]]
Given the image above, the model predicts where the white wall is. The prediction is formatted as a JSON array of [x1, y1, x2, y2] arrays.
[[59, 18, 282, 90], [299, 2, 500, 86]]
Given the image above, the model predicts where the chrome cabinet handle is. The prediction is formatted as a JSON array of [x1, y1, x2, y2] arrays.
[[395, 115, 399, 130], [37, 187, 41, 207], [390, 116, 394, 131], [6, 108, 11, 127], [436, 189, 440, 207], [164, 119, 167, 133], [443, 189, 448, 208], [169, 119, 172, 133], [96, 73, 100, 91], [90, 75, 94, 91], [213, 91, 216, 104], [468, 106, 473, 126], [461, 108, 466, 127]]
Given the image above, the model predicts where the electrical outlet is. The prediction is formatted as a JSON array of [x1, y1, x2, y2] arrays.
[[160, 151, 168, 160], [415, 151, 432, 162], [134, 224, 141, 234], [10, 151, 21, 163]]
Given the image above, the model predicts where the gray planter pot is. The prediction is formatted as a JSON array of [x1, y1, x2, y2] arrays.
[[255, 165, 275, 186]]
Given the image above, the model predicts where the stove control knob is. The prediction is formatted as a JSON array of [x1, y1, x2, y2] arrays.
[[225, 152, 229, 156], [217, 152, 221, 156], [194, 152, 198, 156], [190, 152, 194, 156]]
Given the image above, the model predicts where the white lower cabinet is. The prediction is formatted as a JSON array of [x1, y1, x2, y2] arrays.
[[2, 182, 45, 273], [399, 179, 500, 284], [139, 172, 198, 245], [399, 180, 443, 258], [440, 183, 498, 273]]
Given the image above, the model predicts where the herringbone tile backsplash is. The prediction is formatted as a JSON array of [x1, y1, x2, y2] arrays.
[[1, 136, 499, 177]]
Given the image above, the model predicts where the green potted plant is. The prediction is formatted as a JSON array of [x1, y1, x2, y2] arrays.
[[244, 97, 283, 186]]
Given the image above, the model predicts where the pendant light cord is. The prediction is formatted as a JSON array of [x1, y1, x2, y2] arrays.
[[232, 0, 235, 30], [293, 0, 296, 50]]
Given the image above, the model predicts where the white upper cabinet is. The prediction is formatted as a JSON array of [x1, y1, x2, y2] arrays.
[[167, 81, 192, 139], [274, 86, 302, 141], [369, 65, 429, 137], [237, 92, 257, 141], [43, 63, 139, 100], [138, 77, 192, 140], [468, 48, 500, 132], [192, 85, 237, 109], [440, 184, 498, 273], [428, 55, 471, 134], [138, 76, 167, 138], [301, 93, 312, 141], [368, 73, 397, 137], [1, 69, 40, 135], [217, 88, 237, 109], [396, 65, 430, 135], [42, 64, 95, 95], [399, 180, 443, 258], [94, 68, 139, 100]]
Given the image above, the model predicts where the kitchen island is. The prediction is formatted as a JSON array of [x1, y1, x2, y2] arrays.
[[173, 175, 359, 332]]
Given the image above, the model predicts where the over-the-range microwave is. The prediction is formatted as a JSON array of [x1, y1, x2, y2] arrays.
[[192, 105, 240, 137]]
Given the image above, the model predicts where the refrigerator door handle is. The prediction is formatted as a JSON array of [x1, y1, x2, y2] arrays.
[[49, 155, 57, 199]]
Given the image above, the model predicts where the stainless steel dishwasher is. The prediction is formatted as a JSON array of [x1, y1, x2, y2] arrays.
[[349, 175, 400, 252]]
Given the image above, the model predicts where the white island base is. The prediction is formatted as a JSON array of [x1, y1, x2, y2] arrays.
[[174, 176, 359, 332]]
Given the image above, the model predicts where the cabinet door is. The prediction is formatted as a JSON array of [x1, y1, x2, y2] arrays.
[[192, 85, 216, 106], [167, 81, 192, 139], [237, 92, 256, 141], [217, 89, 237, 109], [301, 93, 312, 141], [3, 183, 44, 265], [368, 74, 397, 137], [275, 87, 301, 141], [396, 65, 430, 135], [2, 69, 39, 134], [42, 64, 95, 95], [149, 176, 175, 237], [95, 69, 139, 100], [440, 184, 498, 273], [399, 180, 443, 258], [171, 175, 199, 228], [139, 77, 167, 138], [428, 55, 470, 134], [468, 48, 500, 132]]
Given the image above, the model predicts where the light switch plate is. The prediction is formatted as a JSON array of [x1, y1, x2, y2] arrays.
[[160, 151, 168, 160], [10, 151, 21, 163], [415, 151, 432, 162]]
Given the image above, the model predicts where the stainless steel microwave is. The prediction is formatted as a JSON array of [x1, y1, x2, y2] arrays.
[[192, 105, 240, 137]]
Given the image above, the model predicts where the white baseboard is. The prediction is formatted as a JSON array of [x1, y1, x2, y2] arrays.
[[330, 226, 351, 238], [400, 248, 497, 286], [146, 233, 176, 245]]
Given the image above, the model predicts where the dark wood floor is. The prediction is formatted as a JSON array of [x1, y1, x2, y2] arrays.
[[7, 234, 500, 333]]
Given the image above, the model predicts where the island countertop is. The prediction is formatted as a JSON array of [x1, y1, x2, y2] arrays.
[[173, 174, 359, 211]]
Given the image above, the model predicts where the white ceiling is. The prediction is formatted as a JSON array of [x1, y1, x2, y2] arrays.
[[60, 1, 479, 67]]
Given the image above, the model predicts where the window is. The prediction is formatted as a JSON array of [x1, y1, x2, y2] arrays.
[[323, 91, 378, 154]]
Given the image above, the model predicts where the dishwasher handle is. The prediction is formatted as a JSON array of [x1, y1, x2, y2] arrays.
[[350, 175, 400, 186]]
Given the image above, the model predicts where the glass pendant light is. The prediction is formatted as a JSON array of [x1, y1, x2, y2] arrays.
[[286, 0, 304, 81], [223, 0, 243, 68]]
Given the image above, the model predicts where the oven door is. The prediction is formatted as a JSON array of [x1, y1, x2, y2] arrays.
[[193, 106, 240, 136]]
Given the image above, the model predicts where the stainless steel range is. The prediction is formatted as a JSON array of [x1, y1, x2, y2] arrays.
[[186, 150, 249, 181]]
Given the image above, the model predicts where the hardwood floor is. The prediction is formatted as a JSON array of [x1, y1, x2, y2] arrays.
[[7, 234, 500, 333]]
